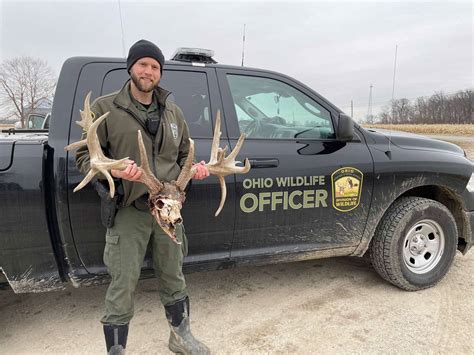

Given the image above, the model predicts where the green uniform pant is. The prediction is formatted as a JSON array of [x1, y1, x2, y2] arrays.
[[101, 205, 188, 325]]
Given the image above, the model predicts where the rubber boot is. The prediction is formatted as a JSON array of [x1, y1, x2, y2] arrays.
[[103, 323, 128, 355], [165, 296, 210, 355]]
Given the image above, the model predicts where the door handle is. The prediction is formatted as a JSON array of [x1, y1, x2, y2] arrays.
[[249, 158, 279, 168]]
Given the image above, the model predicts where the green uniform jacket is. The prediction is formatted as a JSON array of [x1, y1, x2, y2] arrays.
[[76, 81, 191, 207]]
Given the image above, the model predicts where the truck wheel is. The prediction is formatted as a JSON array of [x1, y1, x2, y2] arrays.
[[369, 197, 457, 291]]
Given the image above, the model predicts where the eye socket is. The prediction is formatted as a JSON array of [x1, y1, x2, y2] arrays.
[[157, 200, 165, 209]]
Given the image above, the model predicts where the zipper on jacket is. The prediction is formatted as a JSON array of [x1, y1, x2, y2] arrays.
[[152, 93, 171, 176], [116, 92, 171, 178], [117, 106, 159, 177]]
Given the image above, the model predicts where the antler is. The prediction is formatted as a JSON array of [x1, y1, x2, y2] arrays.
[[65, 92, 130, 198], [176, 110, 251, 216], [66, 91, 164, 198]]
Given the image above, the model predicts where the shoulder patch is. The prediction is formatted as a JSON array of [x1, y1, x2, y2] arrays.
[[170, 122, 178, 139]]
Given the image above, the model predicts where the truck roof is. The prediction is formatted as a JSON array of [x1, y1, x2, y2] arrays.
[[62, 56, 343, 114], [64, 55, 274, 73]]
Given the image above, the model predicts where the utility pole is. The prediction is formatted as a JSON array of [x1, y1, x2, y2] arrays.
[[241, 24, 246, 67], [367, 84, 373, 123]]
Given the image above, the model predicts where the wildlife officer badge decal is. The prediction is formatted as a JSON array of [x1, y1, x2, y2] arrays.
[[331, 167, 363, 212]]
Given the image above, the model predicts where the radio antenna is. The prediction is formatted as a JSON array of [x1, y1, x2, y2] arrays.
[[118, 0, 126, 57], [241, 24, 246, 66], [387, 44, 398, 159]]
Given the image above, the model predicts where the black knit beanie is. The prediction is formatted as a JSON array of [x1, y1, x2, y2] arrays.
[[127, 40, 165, 73]]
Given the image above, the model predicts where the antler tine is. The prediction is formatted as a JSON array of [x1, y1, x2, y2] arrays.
[[226, 133, 246, 162], [226, 133, 251, 174], [201, 110, 251, 216], [64, 92, 95, 151], [215, 176, 226, 216], [65, 139, 87, 151], [87, 110, 110, 153], [78, 91, 93, 130], [216, 146, 227, 164], [67, 91, 130, 198], [175, 138, 196, 191], [136, 130, 164, 195]]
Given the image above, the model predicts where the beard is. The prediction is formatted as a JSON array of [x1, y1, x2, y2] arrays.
[[130, 72, 158, 93]]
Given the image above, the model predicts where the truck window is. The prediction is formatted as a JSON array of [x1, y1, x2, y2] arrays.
[[226, 74, 335, 139], [102, 69, 212, 138], [27, 114, 46, 129]]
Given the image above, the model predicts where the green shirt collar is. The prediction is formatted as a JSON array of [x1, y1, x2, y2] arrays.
[[129, 90, 159, 113]]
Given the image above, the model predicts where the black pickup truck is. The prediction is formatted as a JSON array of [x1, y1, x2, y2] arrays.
[[1, 52, 473, 293]]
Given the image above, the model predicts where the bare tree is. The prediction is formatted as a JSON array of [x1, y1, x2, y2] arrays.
[[0, 57, 56, 127], [376, 89, 473, 124]]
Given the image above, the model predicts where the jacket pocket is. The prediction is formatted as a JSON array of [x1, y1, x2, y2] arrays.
[[104, 232, 121, 277]]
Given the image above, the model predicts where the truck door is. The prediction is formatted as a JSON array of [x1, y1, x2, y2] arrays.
[[67, 63, 233, 275], [216, 69, 374, 258]]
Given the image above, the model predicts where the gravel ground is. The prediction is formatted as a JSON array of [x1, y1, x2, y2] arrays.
[[1, 252, 473, 354]]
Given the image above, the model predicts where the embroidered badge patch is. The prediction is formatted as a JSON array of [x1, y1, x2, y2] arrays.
[[170, 123, 178, 139], [331, 167, 363, 212]]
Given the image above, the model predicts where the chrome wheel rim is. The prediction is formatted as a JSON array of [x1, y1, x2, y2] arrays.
[[402, 219, 445, 274]]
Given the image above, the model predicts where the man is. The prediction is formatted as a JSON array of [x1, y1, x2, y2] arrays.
[[76, 39, 210, 354]]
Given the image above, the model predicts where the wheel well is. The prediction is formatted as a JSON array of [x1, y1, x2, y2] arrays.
[[400, 185, 469, 253]]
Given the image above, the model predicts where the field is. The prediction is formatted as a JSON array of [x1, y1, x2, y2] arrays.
[[363, 123, 474, 136]]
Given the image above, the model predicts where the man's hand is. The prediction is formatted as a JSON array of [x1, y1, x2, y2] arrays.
[[192, 161, 209, 180], [111, 159, 142, 181]]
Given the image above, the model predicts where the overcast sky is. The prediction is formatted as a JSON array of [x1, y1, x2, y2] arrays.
[[1, 0, 472, 121]]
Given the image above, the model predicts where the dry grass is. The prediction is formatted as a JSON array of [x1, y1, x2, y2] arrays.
[[363, 124, 474, 136]]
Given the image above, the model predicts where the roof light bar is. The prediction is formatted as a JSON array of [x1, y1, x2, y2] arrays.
[[171, 47, 217, 64]]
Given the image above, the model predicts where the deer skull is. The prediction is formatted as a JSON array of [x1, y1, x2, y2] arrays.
[[148, 187, 185, 242]]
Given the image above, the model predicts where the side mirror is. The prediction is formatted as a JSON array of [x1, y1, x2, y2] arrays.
[[337, 113, 354, 141]]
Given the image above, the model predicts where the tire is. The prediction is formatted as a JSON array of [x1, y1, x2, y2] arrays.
[[369, 197, 458, 291]]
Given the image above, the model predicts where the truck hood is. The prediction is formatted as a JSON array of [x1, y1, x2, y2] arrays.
[[365, 128, 465, 156]]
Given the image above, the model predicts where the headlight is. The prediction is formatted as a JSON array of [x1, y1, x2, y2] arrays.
[[468, 173, 474, 192]]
